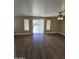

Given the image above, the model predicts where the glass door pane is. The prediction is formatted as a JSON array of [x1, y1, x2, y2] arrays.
[[33, 19, 44, 34]]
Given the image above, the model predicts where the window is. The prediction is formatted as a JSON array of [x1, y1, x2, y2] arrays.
[[24, 19, 29, 31], [46, 20, 51, 30]]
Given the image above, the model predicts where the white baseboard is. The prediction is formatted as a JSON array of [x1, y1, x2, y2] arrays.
[[44, 32, 59, 34], [14, 32, 65, 36], [44, 32, 65, 36], [58, 32, 65, 36], [14, 33, 32, 35]]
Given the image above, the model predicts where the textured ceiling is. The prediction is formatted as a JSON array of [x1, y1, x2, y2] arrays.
[[14, 0, 65, 16]]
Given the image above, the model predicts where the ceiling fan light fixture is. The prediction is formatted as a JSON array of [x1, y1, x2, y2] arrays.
[[57, 12, 64, 20], [60, 17, 63, 20], [58, 17, 61, 20]]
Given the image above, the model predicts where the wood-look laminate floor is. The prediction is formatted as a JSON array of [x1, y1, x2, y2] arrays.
[[14, 33, 65, 59]]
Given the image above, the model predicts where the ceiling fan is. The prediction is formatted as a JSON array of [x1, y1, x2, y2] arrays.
[[57, 10, 65, 20]]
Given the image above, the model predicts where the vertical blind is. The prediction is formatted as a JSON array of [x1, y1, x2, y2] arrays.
[[46, 20, 51, 30], [24, 19, 29, 31]]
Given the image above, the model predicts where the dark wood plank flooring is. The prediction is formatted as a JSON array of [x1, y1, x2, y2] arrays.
[[14, 34, 65, 59]]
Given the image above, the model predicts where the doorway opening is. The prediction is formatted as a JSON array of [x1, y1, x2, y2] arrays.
[[33, 19, 44, 34]]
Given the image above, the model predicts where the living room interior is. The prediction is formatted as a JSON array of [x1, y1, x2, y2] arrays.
[[14, 0, 65, 59]]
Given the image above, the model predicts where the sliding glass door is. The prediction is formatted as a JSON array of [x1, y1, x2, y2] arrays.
[[32, 19, 44, 34]]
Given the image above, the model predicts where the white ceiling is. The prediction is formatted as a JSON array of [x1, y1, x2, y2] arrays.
[[14, 0, 65, 17]]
